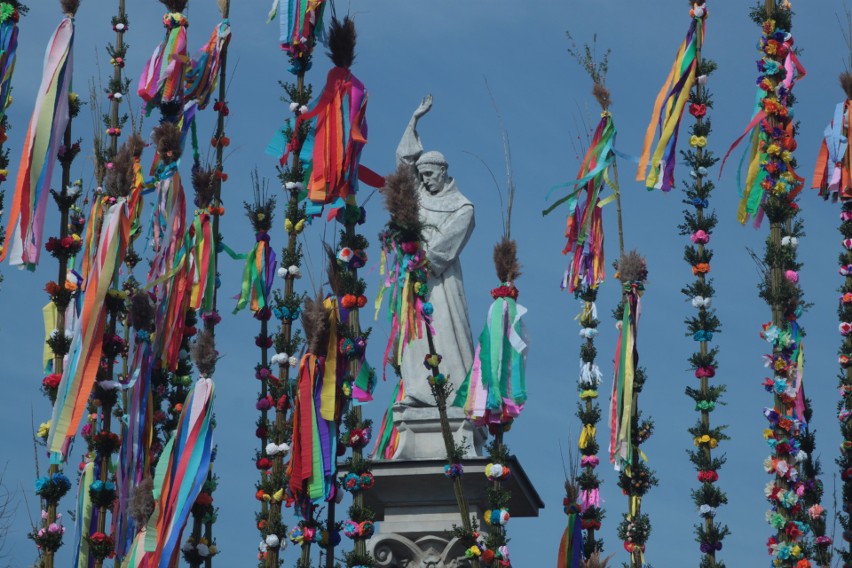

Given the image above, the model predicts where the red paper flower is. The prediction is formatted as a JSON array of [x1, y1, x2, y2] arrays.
[[689, 103, 707, 118]]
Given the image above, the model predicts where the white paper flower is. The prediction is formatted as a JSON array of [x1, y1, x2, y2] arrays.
[[699, 504, 715, 517], [697, 75, 708, 85], [277, 267, 288, 279], [299, 105, 308, 114], [182, 540, 194, 553], [285, 181, 297, 190], [197, 544, 210, 557], [288, 265, 301, 278], [693, 6, 705, 17], [265, 534, 280, 548], [289, 102, 299, 112], [115, 23, 126, 31], [258, 540, 268, 553], [288, 356, 299, 368]]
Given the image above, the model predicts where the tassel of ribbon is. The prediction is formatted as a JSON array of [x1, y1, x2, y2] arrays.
[[288, 353, 334, 507], [454, 288, 528, 424], [185, 20, 231, 109], [556, 509, 584, 568], [721, 40, 806, 226], [282, 66, 368, 209], [122, 378, 215, 568], [0, 7, 19, 128], [137, 12, 189, 116], [233, 230, 276, 314], [190, 212, 215, 312], [147, 174, 193, 371], [375, 240, 430, 380], [47, 200, 130, 455], [370, 379, 404, 460], [812, 100, 852, 201], [637, 16, 702, 192], [609, 286, 639, 472], [269, 0, 327, 56], [1, 17, 73, 268], [546, 114, 616, 292], [114, 337, 154, 558]]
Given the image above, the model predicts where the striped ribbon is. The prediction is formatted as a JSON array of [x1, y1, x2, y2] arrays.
[[114, 338, 154, 559], [288, 353, 336, 508], [1, 17, 73, 268], [282, 66, 368, 210], [370, 379, 404, 460], [454, 292, 528, 424], [637, 17, 702, 192], [138, 12, 189, 116], [185, 20, 231, 109], [233, 230, 276, 314], [190, 212, 215, 312], [556, 512, 583, 568], [47, 200, 130, 456], [123, 379, 215, 568], [268, 0, 327, 55], [374, 242, 429, 380], [812, 100, 852, 201], [609, 287, 639, 473]]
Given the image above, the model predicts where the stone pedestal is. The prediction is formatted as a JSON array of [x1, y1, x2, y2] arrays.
[[390, 405, 486, 460], [363, 456, 543, 567]]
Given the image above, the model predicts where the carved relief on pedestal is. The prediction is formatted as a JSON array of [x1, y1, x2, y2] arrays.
[[370, 533, 472, 568]]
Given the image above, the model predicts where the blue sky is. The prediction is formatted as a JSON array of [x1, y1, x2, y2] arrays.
[[1, 0, 851, 566]]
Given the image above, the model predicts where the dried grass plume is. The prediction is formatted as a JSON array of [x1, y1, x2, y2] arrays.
[[302, 294, 330, 356], [192, 167, 215, 209], [582, 552, 615, 568], [129, 292, 155, 332], [493, 237, 521, 283], [592, 83, 611, 110], [324, 244, 345, 298], [617, 250, 648, 283], [328, 17, 357, 69], [105, 135, 143, 198], [128, 477, 155, 527], [60, 0, 80, 16], [152, 123, 182, 165], [159, 0, 188, 13], [192, 330, 218, 377], [841, 71, 852, 100], [381, 164, 421, 235]]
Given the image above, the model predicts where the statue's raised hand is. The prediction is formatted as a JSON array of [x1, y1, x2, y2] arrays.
[[412, 95, 433, 120]]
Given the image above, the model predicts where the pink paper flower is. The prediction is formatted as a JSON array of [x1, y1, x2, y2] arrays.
[[784, 270, 798, 283], [690, 230, 710, 244]]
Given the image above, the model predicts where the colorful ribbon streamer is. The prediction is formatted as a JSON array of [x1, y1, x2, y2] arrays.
[[47, 200, 130, 456], [813, 100, 852, 201], [637, 16, 702, 192], [453, 288, 528, 424], [233, 230, 276, 314], [288, 352, 336, 507], [1, 17, 73, 268], [282, 66, 368, 210], [268, 0, 326, 56], [374, 240, 430, 380], [370, 379, 404, 460], [544, 113, 617, 292], [185, 20, 231, 109], [609, 285, 640, 473], [123, 379, 215, 568], [138, 12, 189, 117], [557, 510, 583, 568]]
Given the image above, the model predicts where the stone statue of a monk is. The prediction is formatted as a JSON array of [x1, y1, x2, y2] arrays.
[[395, 95, 476, 408]]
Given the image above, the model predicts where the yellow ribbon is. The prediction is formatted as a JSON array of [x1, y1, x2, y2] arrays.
[[320, 297, 339, 421], [42, 302, 57, 371], [578, 424, 596, 449], [579, 389, 598, 400]]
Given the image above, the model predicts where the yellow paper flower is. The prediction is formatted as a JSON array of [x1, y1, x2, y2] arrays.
[[766, 144, 781, 155], [579, 389, 598, 399], [272, 488, 285, 502], [689, 135, 707, 148], [763, 428, 774, 439], [37, 421, 51, 439]]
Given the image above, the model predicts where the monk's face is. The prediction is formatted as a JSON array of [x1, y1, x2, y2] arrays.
[[417, 164, 448, 195]]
